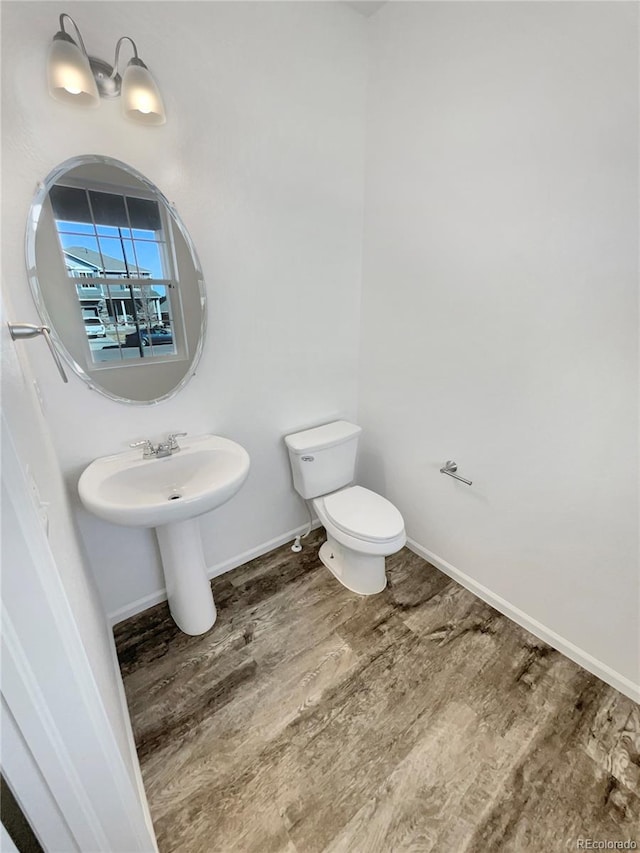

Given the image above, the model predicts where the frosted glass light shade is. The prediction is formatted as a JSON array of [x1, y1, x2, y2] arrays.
[[121, 62, 166, 125], [47, 36, 99, 107]]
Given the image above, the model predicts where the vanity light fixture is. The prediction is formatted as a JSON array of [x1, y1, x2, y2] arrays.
[[47, 13, 166, 125]]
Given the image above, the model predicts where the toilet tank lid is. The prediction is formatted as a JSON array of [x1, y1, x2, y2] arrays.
[[284, 420, 361, 454]]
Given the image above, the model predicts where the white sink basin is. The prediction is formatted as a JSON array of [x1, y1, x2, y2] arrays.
[[78, 434, 250, 636], [78, 434, 250, 528]]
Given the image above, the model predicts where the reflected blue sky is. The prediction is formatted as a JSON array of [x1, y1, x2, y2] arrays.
[[56, 220, 165, 278]]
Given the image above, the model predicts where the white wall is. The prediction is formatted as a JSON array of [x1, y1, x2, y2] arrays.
[[2, 1, 367, 618], [358, 2, 639, 687]]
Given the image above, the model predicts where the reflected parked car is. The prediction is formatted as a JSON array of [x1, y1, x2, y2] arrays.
[[84, 317, 106, 338], [124, 328, 173, 347]]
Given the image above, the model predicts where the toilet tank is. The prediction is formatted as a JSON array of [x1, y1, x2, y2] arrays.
[[284, 421, 362, 499]]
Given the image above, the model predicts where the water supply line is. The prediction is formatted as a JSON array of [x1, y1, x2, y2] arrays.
[[291, 499, 314, 552]]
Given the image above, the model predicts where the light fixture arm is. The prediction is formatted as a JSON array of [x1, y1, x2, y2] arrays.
[[111, 36, 147, 80], [55, 13, 89, 55]]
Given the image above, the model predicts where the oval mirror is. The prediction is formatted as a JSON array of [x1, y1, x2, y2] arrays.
[[26, 155, 206, 404]]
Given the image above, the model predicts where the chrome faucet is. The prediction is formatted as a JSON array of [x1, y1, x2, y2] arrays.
[[130, 432, 187, 459]]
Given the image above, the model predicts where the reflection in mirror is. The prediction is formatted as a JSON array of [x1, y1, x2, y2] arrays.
[[26, 156, 206, 404], [50, 183, 177, 364]]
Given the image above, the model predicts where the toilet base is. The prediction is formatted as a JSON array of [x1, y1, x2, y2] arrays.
[[318, 535, 387, 595]]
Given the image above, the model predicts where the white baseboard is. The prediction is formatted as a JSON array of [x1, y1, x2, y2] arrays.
[[407, 538, 640, 704], [108, 521, 321, 627]]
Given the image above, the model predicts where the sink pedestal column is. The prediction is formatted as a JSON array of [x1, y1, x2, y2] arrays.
[[155, 518, 216, 635]]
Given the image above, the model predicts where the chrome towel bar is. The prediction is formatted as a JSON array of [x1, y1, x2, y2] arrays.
[[440, 460, 472, 486], [8, 323, 68, 383]]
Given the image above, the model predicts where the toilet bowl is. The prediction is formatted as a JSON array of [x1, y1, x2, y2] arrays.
[[313, 485, 406, 594], [284, 421, 406, 595]]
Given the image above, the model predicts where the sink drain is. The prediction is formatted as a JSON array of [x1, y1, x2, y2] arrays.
[[168, 493, 182, 501]]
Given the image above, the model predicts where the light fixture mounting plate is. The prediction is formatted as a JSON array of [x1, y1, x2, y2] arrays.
[[89, 57, 121, 99]]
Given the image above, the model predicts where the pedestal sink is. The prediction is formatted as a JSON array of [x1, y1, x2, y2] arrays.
[[78, 435, 250, 635]]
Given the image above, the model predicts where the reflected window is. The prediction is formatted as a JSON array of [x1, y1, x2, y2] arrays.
[[49, 183, 178, 364]]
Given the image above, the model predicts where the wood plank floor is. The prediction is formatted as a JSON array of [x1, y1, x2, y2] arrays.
[[114, 529, 640, 853]]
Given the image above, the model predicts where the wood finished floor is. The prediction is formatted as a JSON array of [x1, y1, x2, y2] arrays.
[[115, 529, 640, 853]]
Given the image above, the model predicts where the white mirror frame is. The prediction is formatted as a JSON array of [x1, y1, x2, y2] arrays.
[[25, 154, 207, 405]]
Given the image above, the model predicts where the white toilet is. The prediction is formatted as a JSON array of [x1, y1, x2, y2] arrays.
[[284, 421, 406, 595]]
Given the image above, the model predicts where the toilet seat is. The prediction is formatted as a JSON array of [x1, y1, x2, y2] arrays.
[[322, 486, 404, 543]]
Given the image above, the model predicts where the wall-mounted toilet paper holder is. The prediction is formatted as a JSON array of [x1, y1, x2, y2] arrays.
[[440, 460, 472, 486]]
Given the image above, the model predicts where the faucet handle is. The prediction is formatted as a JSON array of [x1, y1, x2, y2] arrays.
[[167, 432, 187, 450], [130, 439, 155, 458]]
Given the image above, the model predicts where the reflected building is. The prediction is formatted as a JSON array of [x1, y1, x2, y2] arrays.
[[64, 246, 164, 325]]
